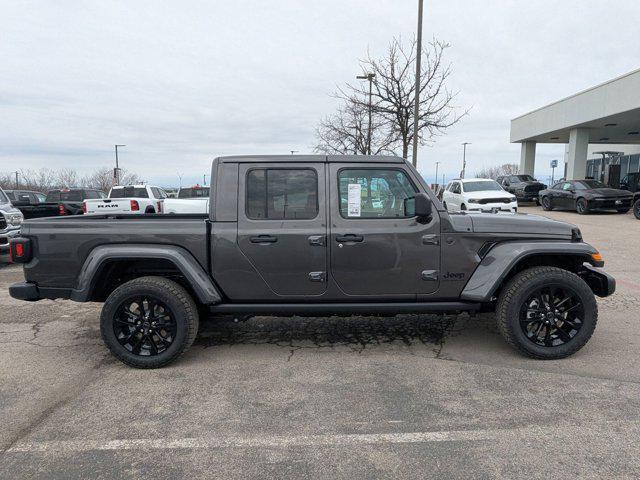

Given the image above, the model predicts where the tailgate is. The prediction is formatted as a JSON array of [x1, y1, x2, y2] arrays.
[[84, 199, 132, 214]]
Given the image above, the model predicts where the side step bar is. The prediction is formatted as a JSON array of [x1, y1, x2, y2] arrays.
[[208, 302, 481, 316]]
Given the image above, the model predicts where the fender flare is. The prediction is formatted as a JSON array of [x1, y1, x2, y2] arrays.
[[70, 244, 222, 304], [460, 241, 598, 302]]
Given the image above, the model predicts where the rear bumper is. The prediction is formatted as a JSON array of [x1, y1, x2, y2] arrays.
[[9, 282, 72, 302], [581, 264, 616, 298]]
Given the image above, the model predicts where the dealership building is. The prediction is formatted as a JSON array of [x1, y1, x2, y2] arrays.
[[510, 68, 640, 182]]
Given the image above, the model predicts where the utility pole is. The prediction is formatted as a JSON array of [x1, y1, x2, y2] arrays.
[[434, 161, 440, 186], [461, 142, 471, 179], [356, 73, 376, 155], [13, 171, 19, 189], [114, 144, 126, 185], [203, 174, 208, 186], [411, 0, 424, 167]]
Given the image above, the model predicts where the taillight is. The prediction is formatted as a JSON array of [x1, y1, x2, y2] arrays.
[[9, 238, 32, 263], [82, 201, 87, 214], [58, 204, 66, 215], [130, 200, 140, 211], [157, 201, 162, 213]]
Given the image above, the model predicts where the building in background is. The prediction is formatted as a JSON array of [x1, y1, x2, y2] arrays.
[[510, 68, 640, 181]]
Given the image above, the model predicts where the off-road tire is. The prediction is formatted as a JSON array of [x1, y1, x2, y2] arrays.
[[100, 276, 199, 368], [541, 196, 552, 211], [496, 266, 597, 359], [576, 198, 589, 215], [634, 199, 640, 220]]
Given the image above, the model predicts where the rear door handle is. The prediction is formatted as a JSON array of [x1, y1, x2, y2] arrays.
[[336, 234, 364, 243], [250, 235, 278, 244]]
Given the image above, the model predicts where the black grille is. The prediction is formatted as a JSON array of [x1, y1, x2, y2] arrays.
[[524, 185, 544, 193], [0, 216, 6, 230], [477, 198, 512, 204]]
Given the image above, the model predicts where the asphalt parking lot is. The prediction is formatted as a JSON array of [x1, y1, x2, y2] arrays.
[[1, 206, 640, 479]]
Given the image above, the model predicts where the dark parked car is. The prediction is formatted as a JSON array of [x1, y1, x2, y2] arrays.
[[539, 180, 634, 215], [9, 155, 614, 368], [4, 190, 60, 219], [45, 188, 106, 215], [497, 174, 546, 203]]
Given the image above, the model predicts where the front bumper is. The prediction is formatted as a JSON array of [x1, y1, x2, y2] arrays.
[[581, 264, 616, 298], [467, 202, 517, 213], [516, 192, 541, 202], [0, 227, 21, 252], [589, 197, 633, 210]]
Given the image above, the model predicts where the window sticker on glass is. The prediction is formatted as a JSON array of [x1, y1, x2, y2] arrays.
[[347, 183, 361, 217]]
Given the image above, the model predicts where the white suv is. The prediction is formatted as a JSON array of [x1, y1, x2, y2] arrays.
[[442, 178, 517, 213]]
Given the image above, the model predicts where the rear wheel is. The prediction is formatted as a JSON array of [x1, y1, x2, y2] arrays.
[[634, 199, 640, 220], [460, 203, 467, 211], [576, 198, 589, 215], [100, 276, 199, 368], [496, 267, 597, 359], [541, 196, 552, 211]]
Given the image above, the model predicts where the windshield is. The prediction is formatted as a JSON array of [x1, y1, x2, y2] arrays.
[[510, 175, 535, 182], [178, 187, 210, 198], [0, 190, 8, 203], [110, 187, 149, 198], [575, 180, 607, 189], [463, 180, 503, 192]]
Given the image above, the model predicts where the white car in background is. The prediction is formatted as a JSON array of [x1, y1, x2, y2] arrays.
[[83, 185, 167, 215], [442, 178, 518, 213], [163, 186, 209, 214]]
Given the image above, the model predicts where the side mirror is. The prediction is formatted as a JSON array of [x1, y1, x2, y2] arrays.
[[405, 193, 432, 219]]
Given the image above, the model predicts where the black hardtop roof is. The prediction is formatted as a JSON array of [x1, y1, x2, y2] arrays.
[[216, 154, 406, 164]]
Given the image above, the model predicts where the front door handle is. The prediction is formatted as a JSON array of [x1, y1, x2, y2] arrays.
[[336, 234, 364, 243], [250, 235, 278, 244]]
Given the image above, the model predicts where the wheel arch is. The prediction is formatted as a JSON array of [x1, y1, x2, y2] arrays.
[[460, 241, 600, 303], [71, 244, 222, 304]]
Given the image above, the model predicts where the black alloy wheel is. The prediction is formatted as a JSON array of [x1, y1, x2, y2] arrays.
[[519, 284, 584, 348], [541, 196, 552, 211], [576, 198, 589, 215], [113, 296, 177, 356], [101, 276, 199, 368]]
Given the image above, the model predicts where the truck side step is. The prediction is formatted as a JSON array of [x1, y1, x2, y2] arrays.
[[208, 302, 481, 316]]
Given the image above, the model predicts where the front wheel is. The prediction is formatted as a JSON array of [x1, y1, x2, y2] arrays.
[[634, 199, 640, 220], [496, 267, 597, 359], [100, 276, 199, 368], [576, 198, 589, 215], [541, 196, 552, 211]]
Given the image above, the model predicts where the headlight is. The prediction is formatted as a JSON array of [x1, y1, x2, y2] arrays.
[[468, 199, 479, 204], [510, 196, 517, 202], [6, 212, 23, 226]]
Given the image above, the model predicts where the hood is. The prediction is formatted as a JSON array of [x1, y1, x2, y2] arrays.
[[513, 180, 545, 188], [0, 202, 20, 215], [467, 212, 574, 237], [587, 188, 633, 197]]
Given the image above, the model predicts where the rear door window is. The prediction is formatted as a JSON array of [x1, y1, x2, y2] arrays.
[[246, 169, 318, 220]]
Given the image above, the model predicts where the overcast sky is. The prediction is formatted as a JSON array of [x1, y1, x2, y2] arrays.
[[1, 0, 639, 187]]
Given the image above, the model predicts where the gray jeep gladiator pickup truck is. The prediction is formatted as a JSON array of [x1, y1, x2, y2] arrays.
[[9, 155, 615, 368]]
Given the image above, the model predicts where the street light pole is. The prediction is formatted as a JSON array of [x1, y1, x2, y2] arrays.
[[12, 171, 19, 189], [461, 142, 471, 179], [114, 144, 126, 185], [356, 73, 376, 155], [411, 0, 424, 167], [435, 161, 440, 186]]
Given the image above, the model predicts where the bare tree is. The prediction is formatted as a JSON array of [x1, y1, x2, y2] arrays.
[[336, 37, 468, 162], [82, 167, 142, 192], [475, 163, 519, 180], [314, 98, 397, 155]]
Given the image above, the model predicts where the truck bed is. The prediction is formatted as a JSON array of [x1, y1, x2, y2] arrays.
[[21, 215, 209, 289]]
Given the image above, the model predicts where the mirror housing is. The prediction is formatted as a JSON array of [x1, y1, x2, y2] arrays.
[[405, 192, 432, 219]]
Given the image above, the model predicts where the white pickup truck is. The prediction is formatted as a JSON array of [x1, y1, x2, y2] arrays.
[[162, 186, 209, 214], [83, 185, 167, 215]]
